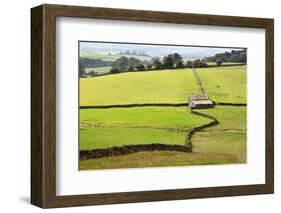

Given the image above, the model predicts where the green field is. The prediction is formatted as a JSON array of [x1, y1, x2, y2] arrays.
[[80, 107, 210, 150], [196, 66, 246, 103], [206, 62, 244, 66], [79, 66, 247, 170], [85, 67, 112, 74], [80, 66, 246, 106]]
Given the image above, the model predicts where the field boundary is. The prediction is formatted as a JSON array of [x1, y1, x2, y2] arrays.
[[80, 143, 192, 160], [80, 102, 246, 109], [185, 110, 219, 150], [192, 68, 205, 94], [80, 103, 188, 109], [214, 102, 246, 106]]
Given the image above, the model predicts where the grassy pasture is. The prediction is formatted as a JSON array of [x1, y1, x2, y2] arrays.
[[80, 107, 210, 150], [206, 62, 244, 66], [198, 105, 246, 130], [196, 66, 246, 103], [80, 69, 198, 106], [79, 151, 240, 170], [85, 66, 112, 74], [80, 66, 246, 106], [80, 106, 246, 169]]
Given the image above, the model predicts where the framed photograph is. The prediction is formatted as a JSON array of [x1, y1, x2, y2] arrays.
[[31, 4, 274, 208]]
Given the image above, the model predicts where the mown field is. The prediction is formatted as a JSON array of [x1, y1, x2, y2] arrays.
[[80, 66, 246, 106], [85, 66, 111, 74], [196, 66, 246, 103], [79, 66, 247, 170], [80, 107, 210, 150]]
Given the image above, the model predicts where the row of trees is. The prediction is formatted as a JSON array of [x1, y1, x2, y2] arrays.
[[80, 50, 247, 77], [205, 49, 246, 63], [110, 53, 210, 74]]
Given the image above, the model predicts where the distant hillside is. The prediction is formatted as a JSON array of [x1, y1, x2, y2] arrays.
[[80, 50, 153, 62]]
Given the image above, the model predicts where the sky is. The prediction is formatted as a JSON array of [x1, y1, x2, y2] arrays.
[[80, 41, 246, 60]]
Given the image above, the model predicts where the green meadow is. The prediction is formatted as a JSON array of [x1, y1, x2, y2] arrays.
[[80, 66, 246, 106], [79, 66, 247, 170], [196, 66, 246, 103], [85, 66, 112, 74], [80, 107, 210, 150]]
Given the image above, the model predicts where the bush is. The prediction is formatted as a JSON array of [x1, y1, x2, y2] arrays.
[[186, 60, 193, 68], [216, 59, 223, 66], [193, 59, 208, 68], [146, 64, 153, 70], [136, 64, 145, 71], [128, 66, 134, 71], [110, 68, 120, 74], [176, 60, 185, 68], [153, 59, 162, 70]]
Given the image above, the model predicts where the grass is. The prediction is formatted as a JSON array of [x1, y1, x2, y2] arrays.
[[80, 128, 186, 150], [80, 107, 210, 150], [80, 107, 209, 130], [198, 105, 246, 130], [85, 67, 112, 74], [192, 131, 246, 163], [206, 62, 244, 66], [80, 66, 246, 106], [80, 69, 198, 106], [79, 151, 240, 170], [80, 106, 247, 169], [196, 66, 246, 103]]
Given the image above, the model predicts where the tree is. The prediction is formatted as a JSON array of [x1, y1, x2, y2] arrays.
[[112, 56, 129, 72], [200, 59, 208, 67], [128, 66, 135, 71], [79, 63, 86, 77], [135, 64, 145, 71], [146, 64, 153, 70], [186, 60, 193, 68], [128, 57, 141, 67], [162, 55, 174, 69], [88, 70, 96, 76], [171, 53, 183, 64], [193, 59, 202, 68], [216, 59, 223, 66], [192, 59, 208, 68], [176, 60, 185, 68], [153, 58, 162, 70], [204, 49, 246, 63]]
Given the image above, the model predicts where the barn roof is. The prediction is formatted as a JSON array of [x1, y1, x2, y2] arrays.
[[191, 100, 213, 105], [188, 94, 214, 108], [189, 94, 210, 101]]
